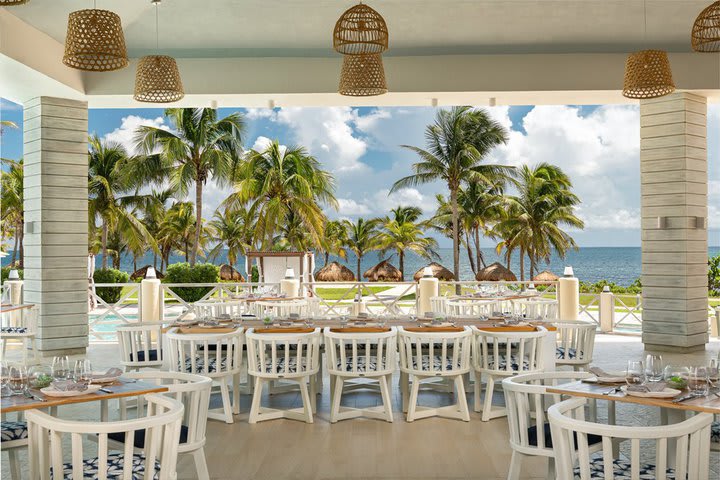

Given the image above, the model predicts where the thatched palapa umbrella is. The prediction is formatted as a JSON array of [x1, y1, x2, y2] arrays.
[[130, 265, 165, 281], [363, 259, 402, 282], [220, 264, 245, 281], [412, 262, 455, 282], [475, 262, 517, 282], [532, 270, 559, 283], [315, 261, 355, 282]]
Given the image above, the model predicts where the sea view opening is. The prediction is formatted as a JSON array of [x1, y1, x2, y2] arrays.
[[1, 1, 720, 479]]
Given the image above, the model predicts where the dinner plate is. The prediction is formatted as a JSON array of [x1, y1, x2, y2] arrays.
[[583, 374, 626, 384], [620, 386, 681, 399], [41, 384, 103, 397]]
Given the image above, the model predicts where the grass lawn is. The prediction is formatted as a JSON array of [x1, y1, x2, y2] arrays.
[[314, 286, 392, 301]]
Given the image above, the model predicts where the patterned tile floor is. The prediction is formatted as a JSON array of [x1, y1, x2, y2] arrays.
[[1, 334, 718, 479]]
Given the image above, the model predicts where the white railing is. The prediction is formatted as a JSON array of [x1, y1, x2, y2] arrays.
[[305, 281, 419, 316], [614, 294, 642, 330], [88, 283, 141, 342]]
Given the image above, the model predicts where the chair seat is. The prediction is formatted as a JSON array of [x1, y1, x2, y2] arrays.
[[182, 356, 227, 373], [527, 422, 602, 448], [411, 354, 462, 372], [0, 326, 28, 334], [711, 421, 719, 443], [574, 454, 676, 479], [264, 357, 309, 374], [108, 425, 189, 448], [556, 346, 581, 360], [336, 356, 386, 373], [128, 349, 158, 362], [1, 421, 28, 442], [52, 453, 161, 480], [487, 354, 529, 371]]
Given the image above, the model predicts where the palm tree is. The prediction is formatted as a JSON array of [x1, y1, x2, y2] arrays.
[[207, 205, 256, 269], [1, 159, 24, 266], [225, 140, 337, 249], [343, 218, 381, 279], [320, 220, 349, 266], [135, 108, 246, 266], [457, 179, 506, 275], [88, 136, 153, 269], [157, 202, 197, 265], [495, 163, 584, 280], [378, 210, 438, 279], [392, 106, 510, 282]]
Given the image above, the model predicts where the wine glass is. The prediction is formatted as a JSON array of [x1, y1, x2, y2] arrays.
[[708, 358, 719, 386], [339, 315, 349, 329], [8, 364, 28, 395], [73, 360, 92, 387], [625, 360, 644, 386], [645, 354, 663, 383], [0, 361, 11, 397], [688, 366, 709, 396], [52, 356, 69, 381]]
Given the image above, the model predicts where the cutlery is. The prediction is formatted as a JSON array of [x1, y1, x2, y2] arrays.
[[24, 390, 46, 402], [99, 388, 114, 394], [602, 386, 621, 395], [672, 393, 701, 404]]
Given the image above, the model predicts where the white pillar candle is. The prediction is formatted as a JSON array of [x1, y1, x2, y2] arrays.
[[558, 276, 579, 321], [280, 279, 300, 298], [141, 278, 163, 322], [418, 277, 439, 316]]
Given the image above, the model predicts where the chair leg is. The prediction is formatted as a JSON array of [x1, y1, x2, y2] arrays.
[[309, 374, 317, 414], [507, 450, 522, 480], [454, 375, 470, 422], [474, 371, 482, 413], [330, 376, 343, 423], [249, 377, 263, 424], [481, 375, 495, 422], [232, 373, 241, 415], [400, 372, 409, 413], [219, 378, 234, 424], [545, 457, 555, 480], [191, 448, 210, 480], [298, 379, 314, 424], [379, 374, 394, 423], [406, 376, 420, 422], [8, 449, 21, 480]]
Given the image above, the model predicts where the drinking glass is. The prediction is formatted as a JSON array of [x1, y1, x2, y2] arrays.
[[73, 360, 92, 386], [339, 315, 349, 328], [645, 354, 664, 383], [0, 361, 11, 397], [52, 355, 69, 381], [8, 364, 28, 395], [625, 360, 644, 386], [688, 366, 709, 396], [708, 358, 719, 386], [377, 313, 387, 328]]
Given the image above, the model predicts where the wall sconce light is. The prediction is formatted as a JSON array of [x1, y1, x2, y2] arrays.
[[656, 216, 667, 229], [694, 216, 706, 229]]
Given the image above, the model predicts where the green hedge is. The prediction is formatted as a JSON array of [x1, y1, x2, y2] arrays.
[[164, 263, 219, 302], [1, 267, 23, 283], [93, 268, 129, 304], [709, 255, 720, 297]]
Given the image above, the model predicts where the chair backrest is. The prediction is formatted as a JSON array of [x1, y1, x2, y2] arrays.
[[254, 300, 307, 318], [121, 371, 212, 452], [0, 304, 37, 333], [194, 301, 246, 319], [116, 322, 165, 369], [502, 371, 593, 457], [26, 394, 183, 480], [397, 327, 472, 376], [521, 299, 558, 320], [166, 328, 244, 377], [549, 397, 712, 480], [553, 321, 596, 366], [429, 296, 448, 314], [324, 327, 397, 376], [245, 328, 321, 379], [447, 299, 496, 318], [471, 326, 547, 374]]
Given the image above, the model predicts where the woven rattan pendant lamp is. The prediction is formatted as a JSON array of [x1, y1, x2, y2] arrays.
[[622, 0, 675, 99], [134, 0, 184, 103], [333, 2, 389, 96], [0, 0, 29, 5], [692, 1, 720, 51], [63, 2, 128, 72]]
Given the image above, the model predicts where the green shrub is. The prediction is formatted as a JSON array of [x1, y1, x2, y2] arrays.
[[93, 268, 129, 304], [251, 265, 259, 283], [164, 263, 219, 302], [709, 255, 720, 297], [1, 267, 23, 283]]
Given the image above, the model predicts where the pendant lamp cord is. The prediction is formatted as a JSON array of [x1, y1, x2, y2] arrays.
[[643, 0, 647, 44], [155, 1, 160, 52]]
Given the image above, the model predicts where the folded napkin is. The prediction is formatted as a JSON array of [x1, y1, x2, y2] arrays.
[[51, 380, 88, 392], [626, 382, 667, 393], [588, 367, 626, 383], [90, 368, 122, 380]]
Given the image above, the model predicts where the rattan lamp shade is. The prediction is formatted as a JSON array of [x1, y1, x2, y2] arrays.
[[333, 3, 388, 55], [63, 9, 128, 72], [622, 49, 675, 99], [134, 55, 184, 103], [692, 1, 720, 52], [339, 53, 387, 96], [0, 0, 29, 5]]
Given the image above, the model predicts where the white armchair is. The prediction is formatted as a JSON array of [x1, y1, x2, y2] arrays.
[[116, 322, 165, 371], [553, 321, 596, 371]]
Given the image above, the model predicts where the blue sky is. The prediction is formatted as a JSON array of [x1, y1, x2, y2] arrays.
[[2, 98, 718, 248]]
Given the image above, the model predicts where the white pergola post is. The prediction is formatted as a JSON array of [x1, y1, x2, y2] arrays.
[[640, 92, 708, 352], [23, 96, 89, 355]]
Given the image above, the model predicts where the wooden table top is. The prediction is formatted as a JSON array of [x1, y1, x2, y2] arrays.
[[449, 294, 540, 302], [231, 296, 305, 303], [0, 304, 36, 313], [547, 381, 720, 415], [1, 378, 168, 413]]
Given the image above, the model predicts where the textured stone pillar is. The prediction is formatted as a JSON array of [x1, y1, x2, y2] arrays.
[[640, 92, 708, 352], [23, 97, 89, 355]]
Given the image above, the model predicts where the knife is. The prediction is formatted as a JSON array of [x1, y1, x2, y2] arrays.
[[24, 390, 46, 402], [672, 393, 700, 403]]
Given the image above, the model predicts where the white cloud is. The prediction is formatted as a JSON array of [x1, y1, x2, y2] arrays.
[[371, 187, 435, 216], [250, 135, 273, 152], [245, 108, 274, 120], [336, 198, 371, 216], [102, 115, 168, 155]]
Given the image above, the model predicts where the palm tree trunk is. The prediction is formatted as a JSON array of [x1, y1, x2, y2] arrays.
[[185, 241, 189, 263], [324, 252, 329, 266], [192, 180, 202, 267], [464, 231, 476, 275], [357, 255, 362, 280], [18, 222, 24, 269], [11, 226, 18, 264], [450, 187, 460, 293], [474, 227, 484, 269], [399, 250, 405, 280], [101, 221, 108, 269], [519, 248, 525, 281]]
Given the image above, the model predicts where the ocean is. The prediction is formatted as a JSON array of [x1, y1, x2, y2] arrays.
[[39, 246, 719, 286]]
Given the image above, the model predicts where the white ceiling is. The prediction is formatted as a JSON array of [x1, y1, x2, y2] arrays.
[[5, 0, 712, 58]]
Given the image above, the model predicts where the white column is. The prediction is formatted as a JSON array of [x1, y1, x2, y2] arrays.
[[558, 275, 579, 321], [141, 278, 162, 322], [599, 289, 615, 333], [23, 97, 89, 355], [640, 92, 708, 352]]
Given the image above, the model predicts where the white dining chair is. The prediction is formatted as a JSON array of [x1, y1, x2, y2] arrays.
[[245, 328, 322, 424], [553, 321, 596, 371], [549, 397, 713, 480], [429, 296, 448, 315], [513, 298, 558, 320], [1, 420, 28, 480], [397, 326, 472, 422], [0, 304, 40, 364], [26, 393, 183, 480], [116, 322, 166, 371], [471, 326, 547, 421], [254, 300, 308, 318], [114, 371, 213, 480], [194, 300, 246, 319], [324, 327, 397, 423], [447, 299, 496, 318], [502, 371, 599, 480], [166, 328, 244, 424]]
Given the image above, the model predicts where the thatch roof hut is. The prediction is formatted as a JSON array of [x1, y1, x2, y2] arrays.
[[219, 264, 245, 281], [412, 262, 455, 282], [533, 270, 559, 282], [363, 259, 402, 282], [130, 265, 165, 281], [475, 262, 517, 282], [315, 261, 355, 282]]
